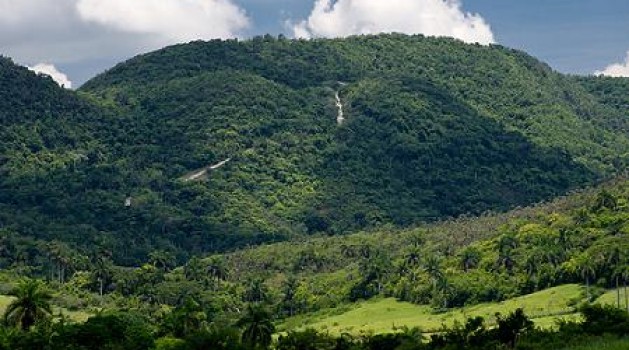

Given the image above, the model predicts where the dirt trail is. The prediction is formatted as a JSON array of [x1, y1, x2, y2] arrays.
[[184, 158, 231, 181]]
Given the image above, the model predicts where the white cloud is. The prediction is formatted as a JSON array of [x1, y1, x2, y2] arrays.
[[596, 51, 629, 77], [28, 63, 73, 88], [291, 0, 494, 45], [0, 0, 250, 85], [76, 0, 250, 42]]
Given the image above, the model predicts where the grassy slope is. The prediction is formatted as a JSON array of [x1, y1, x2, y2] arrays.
[[280, 284, 584, 334], [595, 287, 629, 309], [0, 295, 91, 322]]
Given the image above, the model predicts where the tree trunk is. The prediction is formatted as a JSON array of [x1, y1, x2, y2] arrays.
[[617, 276, 621, 309], [624, 278, 629, 312]]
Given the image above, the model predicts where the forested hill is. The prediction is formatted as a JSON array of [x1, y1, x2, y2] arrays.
[[2, 34, 629, 265]]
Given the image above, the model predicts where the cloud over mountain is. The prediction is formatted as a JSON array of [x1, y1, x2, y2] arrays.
[[0, 0, 250, 84], [28, 63, 73, 88], [596, 51, 629, 77], [291, 0, 494, 45]]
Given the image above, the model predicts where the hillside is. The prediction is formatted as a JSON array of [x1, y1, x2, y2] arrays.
[[2, 35, 629, 266]]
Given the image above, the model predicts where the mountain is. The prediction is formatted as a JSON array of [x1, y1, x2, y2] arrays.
[[2, 34, 629, 265]]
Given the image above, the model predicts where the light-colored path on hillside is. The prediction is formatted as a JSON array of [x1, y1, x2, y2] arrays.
[[183, 158, 231, 181]]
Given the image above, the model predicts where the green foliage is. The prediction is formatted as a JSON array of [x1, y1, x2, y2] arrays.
[[55, 311, 155, 350], [4, 34, 629, 265], [236, 304, 275, 349], [3, 279, 52, 330]]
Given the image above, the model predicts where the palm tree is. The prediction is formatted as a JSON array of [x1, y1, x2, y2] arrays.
[[497, 249, 515, 274], [578, 256, 596, 301], [459, 247, 480, 272], [620, 265, 629, 312], [593, 189, 617, 211], [236, 304, 275, 349], [524, 254, 539, 289], [3, 279, 53, 330], [148, 250, 176, 272], [93, 256, 113, 297], [423, 255, 444, 291], [206, 257, 229, 282], [184, 256, 204, 282], [244, 279, 268, 304], [404, 246, 422, 267]]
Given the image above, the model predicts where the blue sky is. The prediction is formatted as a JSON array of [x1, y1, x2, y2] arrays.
[[237, 0, 629, 75], [466, 0, 629, 74], [1, 0, 628, 86]]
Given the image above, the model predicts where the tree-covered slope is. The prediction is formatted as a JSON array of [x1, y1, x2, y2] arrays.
[[2, 35, 629, 265], [575, 75, 629, 131]]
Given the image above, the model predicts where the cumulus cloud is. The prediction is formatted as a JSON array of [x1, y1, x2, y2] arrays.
[[0, 0, 250, 85], [291, 0, 494, 45], [76, 0, 250, 42], [28, 63, 73, 88], [596, 51, 629, 77]]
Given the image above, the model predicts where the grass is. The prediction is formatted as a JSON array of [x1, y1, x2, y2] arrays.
[[0, 295, 91, 323], [0, 295, 12, 313], [280, 284, 585, 335], [595, 287, 629, 310], [560, 337, 629, 350]]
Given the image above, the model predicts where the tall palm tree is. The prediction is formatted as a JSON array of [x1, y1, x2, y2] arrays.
[[3, 279, 53, 330], [404, 246, 422, 268], [578, 256, 596, 301], [148, 250, 175, 272], [236, 304, 275, 349], [206, 257, 229, 282], [620, 265, 629, 312], [184, 256, 204, 282], [93, 256, 113, 297], [423, 255, 444, 291], [459, 247, 480, 272]]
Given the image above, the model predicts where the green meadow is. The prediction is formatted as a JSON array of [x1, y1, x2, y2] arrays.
[[281, 284, 586, 334]]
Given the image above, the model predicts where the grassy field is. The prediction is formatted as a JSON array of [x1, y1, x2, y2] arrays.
[[0, 295, 12, 314], [0, 295, 91, 322], [280, 284, 585, 334], [595, 287, 629, 310]]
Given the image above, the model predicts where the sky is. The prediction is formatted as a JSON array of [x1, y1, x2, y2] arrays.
[[1, 0, 628, 88]]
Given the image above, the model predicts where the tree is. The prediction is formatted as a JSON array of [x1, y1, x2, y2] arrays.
[[577, 255, 597, 300], [495, 308, 533, 349], [160, 297, 207, 338], [423, 255, 444, 290], [206, 257, 229, 282], [593, 189, 617, 211], [184, 256, 205, 282], [404, 246, 422, 267], [459, 247, 480, 272], [621, 265, 629, 312], [149, 250, 176, 272], [92, 256, 113, 297], [236, 305, 275, 349], [3, 279, 53, 331], [424, 255, 448, 308], [280, 276, 300, 317], [497, 235, 517, 273], [244, 279, 269, 304]]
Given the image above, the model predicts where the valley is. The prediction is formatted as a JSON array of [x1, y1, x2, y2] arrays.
[[1, 34, 629, 349]]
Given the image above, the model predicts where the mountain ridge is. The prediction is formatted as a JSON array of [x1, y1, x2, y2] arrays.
[[1, 34, 629, 264]]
